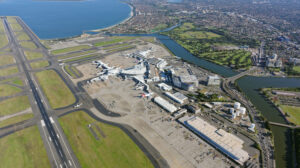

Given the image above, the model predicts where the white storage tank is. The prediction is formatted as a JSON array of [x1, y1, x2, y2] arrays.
[[232, 113, 237, 119], [236, 110, 241, 116], [229, 108, 235, 114], [234, 102, 241, 109], [240, 107, 246, 115], [248, 123, 255, 132]]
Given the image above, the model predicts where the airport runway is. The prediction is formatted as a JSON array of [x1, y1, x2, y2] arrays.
[[2, 17, 79, 168]]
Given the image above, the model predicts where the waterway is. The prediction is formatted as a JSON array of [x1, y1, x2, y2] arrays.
[[154, 33, 300, 167], [116, 32, 300, 167], [0, 0, 131, 39], [2, 1, 297, 164]]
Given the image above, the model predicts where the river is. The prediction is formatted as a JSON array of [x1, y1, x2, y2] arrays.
[[139, 33, 300, 167]]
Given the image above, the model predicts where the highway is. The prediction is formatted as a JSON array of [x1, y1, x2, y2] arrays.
[[2, 17, 75, 168], [222, 67, 275, 168]]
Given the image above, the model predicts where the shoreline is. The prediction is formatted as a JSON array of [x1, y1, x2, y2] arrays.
[[90, 2, 134, 32], [44, 2, 134, 41]]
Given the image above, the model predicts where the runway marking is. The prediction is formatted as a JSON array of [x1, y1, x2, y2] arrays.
[[53, 121, 77, 168], [41, 120, 45, 127], [50, 117, 55, 124], [41, 122, 58, 168]]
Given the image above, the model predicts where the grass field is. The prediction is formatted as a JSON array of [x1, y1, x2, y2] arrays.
[[103, 43, 132, 50], [0, 84, 22, 97], [0, 113, 34, 128], [7, 17, 18, 24], [30, 60, 49, 69], [10, 23, 23, 32], [0, 96, 30, 116], [24, 51, 43, 60], [35, 70, 76, 109], [280, 105, 300, 125], [62, 53, 99, 63], [58, 49, 97, 60], [293, 66, 300, 73], [0, 77, 23, 86], [20, 41, 37, 49], [151, 23, 168, 32], [59, 111, 153, 168], [179, 31, 221, 39], [0, 126, 51, 168], [0, 20, 5, 32], [0, 34, 9, 48], [0, 55, 15, 66], [0, 66, 19, 77], [16, 32, 31, 41], [106, 45, 135, 53], [51, 45, 92, 55], [94, 36, 136, 47], [64, 65, 80, 78]]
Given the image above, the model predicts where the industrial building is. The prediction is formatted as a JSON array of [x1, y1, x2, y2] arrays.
[[207, 75, 221, 86], [186, 105, 201, 114], [173, 92, 188, 102], [164, 92, 186, 104], [173, 108, 187, 118], [173, 75, 198, 91], [179, 116, 249, 165], [153, 96, 178, 113], [157, 83, 172, 91]]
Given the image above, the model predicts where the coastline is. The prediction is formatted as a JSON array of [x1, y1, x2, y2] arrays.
[[90, 2, 134, 32]]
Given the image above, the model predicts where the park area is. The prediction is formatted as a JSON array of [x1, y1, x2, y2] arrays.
[[280, 105, 300, 125], [0, 126, 51, 168], [163, 22, 254, 69], [59, 111, 154, 168], [35, 70, 75, 109]]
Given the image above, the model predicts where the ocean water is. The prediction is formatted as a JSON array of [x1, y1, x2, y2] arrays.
[[0, 0, 131, 39]]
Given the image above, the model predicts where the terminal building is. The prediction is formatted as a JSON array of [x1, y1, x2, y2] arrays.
[[179, 116, 249, 165]]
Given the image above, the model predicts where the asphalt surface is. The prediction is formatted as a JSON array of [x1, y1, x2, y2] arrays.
[[2, 17, 79, 168], [0, 16, 170, 168]]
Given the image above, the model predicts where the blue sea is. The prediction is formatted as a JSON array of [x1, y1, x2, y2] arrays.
[[0, 0, 131, 39]]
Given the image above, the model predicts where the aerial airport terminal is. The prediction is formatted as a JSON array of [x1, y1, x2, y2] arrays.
[[0, 15, 266, 168]]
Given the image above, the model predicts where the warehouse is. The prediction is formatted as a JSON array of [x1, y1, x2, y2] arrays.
[[164, 92, 185, 104], [179, 116, 249, 165], [153, 96, 178, 113]]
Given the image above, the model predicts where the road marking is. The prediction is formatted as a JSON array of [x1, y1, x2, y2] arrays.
[[41, 120, 45, 127], [50, 117, 55, 124], [41, 123, 58, 168], [69, 160, 72, 166], [57, 134, 60, 139], [59, 150, 63, 157], [60, 164, 63, 168], [53, 122, 77, 168], [49, 137, 52, 142]]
